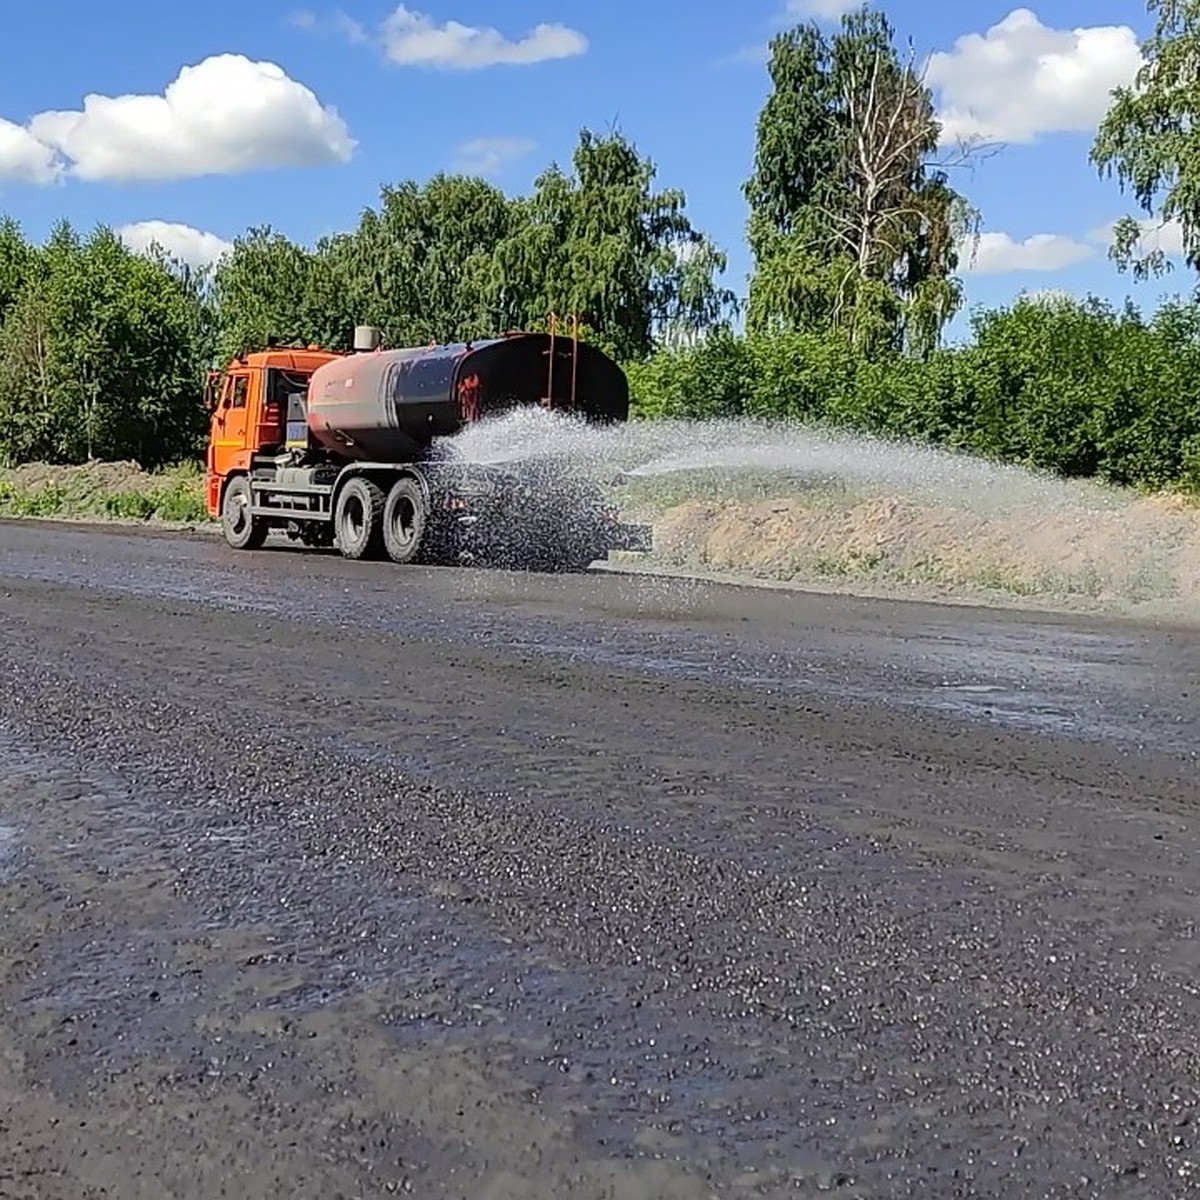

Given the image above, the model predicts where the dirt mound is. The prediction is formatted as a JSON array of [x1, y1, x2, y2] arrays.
[[4, 459, 156, 494], [0, 460, 207, 525], [642, 490, 1200, 615]]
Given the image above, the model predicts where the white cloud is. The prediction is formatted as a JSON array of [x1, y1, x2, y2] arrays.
[[0, 117, 60, 184], [959, 218, 1188, 277], [22, 54, 354, 183], [784, 0, 860, 18], [381, 5, 587, 69], [926, 8, 1143, 144], [960, 231, 1096, 275], [1090, 216, 1186, 258], [291, 8, 367, 42], [118, 221, 233, 269], [452, 136, 535, 177], [673, 238, 699, 264], [730, 0, 856, 68]]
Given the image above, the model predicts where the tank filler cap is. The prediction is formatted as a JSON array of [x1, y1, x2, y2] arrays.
[[353, 324, 382, 353]]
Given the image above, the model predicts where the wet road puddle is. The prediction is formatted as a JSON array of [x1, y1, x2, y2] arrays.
[[5, 544, 1188, 755], [926, 681, 1095, 739], [511, 632, 1120, 747], [376, 933, 797, 1150]]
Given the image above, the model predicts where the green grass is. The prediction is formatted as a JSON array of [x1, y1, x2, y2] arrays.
[[100, 479, 208, 523], [0, 461, 210, 525]]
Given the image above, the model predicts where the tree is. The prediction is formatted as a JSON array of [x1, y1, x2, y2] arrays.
[[0, 276, 62, 467], [194, 131, 734, 366], [0, 221, 211, 468], [210, 226, 322, 363], [494, 128, 737, 362], [744, 4, 980, 355], [1091, 0, 1200, 280], [0, 217, 33, 330], [344, 173, 517, 345], [77, 230, 214, 465]]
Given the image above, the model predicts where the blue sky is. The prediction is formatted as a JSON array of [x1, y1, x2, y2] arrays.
[[0, 1, 1187, 341]]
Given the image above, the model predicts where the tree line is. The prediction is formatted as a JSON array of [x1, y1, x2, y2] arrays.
[[0, 1, 1197, 493], [0, 126, 737, 469]]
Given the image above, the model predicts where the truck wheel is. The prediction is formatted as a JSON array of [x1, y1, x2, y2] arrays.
[[382, 477, 427, 564], [335, 477, 385, 560], [221, 476, 267, 550]]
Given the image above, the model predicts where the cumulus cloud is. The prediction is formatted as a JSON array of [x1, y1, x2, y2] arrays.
[[1090, 216, 1186, 258], [290, 7, 367, 42], [20, 54, 353, 183], [118, 221, 233, 269], [381, 5, 587, 69], [960, 231, 1096, 275], [729, 0, 858, 67], [452, 136, 535, 177], [0, 117, 60, 184], [926, 8, 1143, 144], [959, 218, 1188, 277]]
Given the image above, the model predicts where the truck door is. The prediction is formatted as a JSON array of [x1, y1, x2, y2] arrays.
[[210, 370, 252, 477]]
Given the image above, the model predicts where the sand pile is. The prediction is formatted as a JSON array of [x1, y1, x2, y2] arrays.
[[640, 488, 1200, 614]]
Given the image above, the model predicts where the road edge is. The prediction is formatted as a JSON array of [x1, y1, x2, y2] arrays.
[[3, 512, 1195, 629]]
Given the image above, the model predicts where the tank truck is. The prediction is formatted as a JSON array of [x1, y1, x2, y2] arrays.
[[203, 324, 652, 569]]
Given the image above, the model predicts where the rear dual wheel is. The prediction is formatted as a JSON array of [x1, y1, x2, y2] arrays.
[[382, 476, 427, 564], [334, 475, 427, 564]]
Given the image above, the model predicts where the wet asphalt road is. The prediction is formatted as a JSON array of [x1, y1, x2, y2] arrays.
[[1, 519, 1200, 1199]]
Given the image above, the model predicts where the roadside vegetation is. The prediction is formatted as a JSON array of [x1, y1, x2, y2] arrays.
[[0, 462, 206, 525], [1, 0, 1198, 597]]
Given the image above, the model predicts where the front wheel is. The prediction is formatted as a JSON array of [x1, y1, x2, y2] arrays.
[[382, 476, 428, 564], [334, 477, 386, 560], [221, 476, 267, 550]]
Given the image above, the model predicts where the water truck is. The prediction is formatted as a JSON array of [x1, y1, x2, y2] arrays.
[[203, 324, 652, 569]]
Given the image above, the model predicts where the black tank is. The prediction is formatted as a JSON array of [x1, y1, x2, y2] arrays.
[[305, 332, 630, 463]]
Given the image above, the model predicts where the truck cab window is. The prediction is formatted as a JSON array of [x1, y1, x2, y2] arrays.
[[230, 376, 248, 409]]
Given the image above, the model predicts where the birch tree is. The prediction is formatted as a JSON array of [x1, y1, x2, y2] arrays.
[[744, 5, 982, 354], [1091, 0, 1200, 280]]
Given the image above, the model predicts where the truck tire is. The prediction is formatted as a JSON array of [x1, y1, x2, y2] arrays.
[[334, 477, 386, 560], [382, 476, 427, 564], [221, 476, 267, 550]]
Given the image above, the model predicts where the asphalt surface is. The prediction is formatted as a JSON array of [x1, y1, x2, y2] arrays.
[[1, 519, 1199, 1199]]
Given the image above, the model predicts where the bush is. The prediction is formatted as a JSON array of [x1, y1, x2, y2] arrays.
[[102, 479, 207, 523], [150, 479, 208, 523], [622, 291, 1200, 494], [627, 329, 754, 420]]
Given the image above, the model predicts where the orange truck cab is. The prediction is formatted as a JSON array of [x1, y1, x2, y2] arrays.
[[204, 348, 341, 520]]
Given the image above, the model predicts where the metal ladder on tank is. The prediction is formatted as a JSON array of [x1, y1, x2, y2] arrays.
[[543, 313, 581, 411]]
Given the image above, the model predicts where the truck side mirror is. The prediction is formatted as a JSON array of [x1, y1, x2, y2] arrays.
[[204, 371, 221, 412]]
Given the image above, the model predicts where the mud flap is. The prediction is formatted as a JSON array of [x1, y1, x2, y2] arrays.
[[606, 521, 653, 553]]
